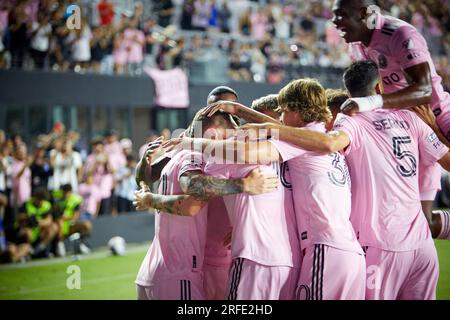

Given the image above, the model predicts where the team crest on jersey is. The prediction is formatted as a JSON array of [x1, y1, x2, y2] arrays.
[[402, 38, 414, 50], [434, 107, 442, 117], [377, 54, 388, 69]]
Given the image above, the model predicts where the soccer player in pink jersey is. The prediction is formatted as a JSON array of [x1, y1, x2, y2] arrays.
[[331, 0, 450, 224], [242, 60, 450, 299], [135, 86, 240, 300], [196, 80, 365, 300], [134, 110, 277, 300], [411, 104, 450, 241]]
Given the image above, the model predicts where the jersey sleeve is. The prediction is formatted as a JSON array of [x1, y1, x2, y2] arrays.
[[332, 114, 361, 156], [203, 162, 232, 179], [415, 116, 449, 166], [269, 139, 306, 162], [178, 151, 204, 181], [390, 26, 430, 70]]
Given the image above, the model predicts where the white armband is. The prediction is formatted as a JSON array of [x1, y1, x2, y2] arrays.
[[348, 95, 383, 112]]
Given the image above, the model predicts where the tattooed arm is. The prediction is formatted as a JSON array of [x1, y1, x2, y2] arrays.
[[134, 167, 278, 216], [134, 189, 207, 217], [179, 171, 244, 201], [179, 168, 278, 200]]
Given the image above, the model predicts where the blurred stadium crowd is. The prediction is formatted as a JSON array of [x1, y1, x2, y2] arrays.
[[0, 0, 448, 87], [0, 124, 171, 263]]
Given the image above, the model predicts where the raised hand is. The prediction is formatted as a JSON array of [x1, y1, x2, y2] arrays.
[[143, 136, 164, 165], [242, 167, 278, 195], [201, 100, 247, 118], [161, 137, 184, 153], [412, 105, 437, 129]]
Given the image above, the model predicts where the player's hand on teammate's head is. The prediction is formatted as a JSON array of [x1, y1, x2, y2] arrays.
[[143, 136, 164, 164], [412, 105, 436, 128], [242, 167, 278, 195], [161, 137, 184, 153], [340, 99, 360, 116], [202, 100, 245, 117]]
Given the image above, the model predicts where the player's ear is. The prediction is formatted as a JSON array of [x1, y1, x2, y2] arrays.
[[375, 80, 384, 94], [359, 6, 368, 21]]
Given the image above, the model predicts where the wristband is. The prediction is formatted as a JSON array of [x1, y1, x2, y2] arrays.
[[434, 210, 450, 240]]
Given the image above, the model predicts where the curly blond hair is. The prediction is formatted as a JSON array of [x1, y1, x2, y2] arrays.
[[277, 78, 332, 123]]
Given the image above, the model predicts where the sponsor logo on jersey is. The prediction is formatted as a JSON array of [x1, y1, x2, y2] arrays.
[[402, 38, 415, 49], [378, 54, 388, 69]]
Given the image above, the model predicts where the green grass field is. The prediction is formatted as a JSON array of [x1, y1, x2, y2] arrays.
[[0, 241, 449, 300]]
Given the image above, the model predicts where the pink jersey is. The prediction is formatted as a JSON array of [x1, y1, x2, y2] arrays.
[[348, 13, 450, 138], [271, 122, 363, 255], [176, 152, 232, 266], [204, 161, 301, 268], [79, 183, 101, 215], [418, 162, 442, 197], [204, 197, 232, 266], [135, 150, 208, 286], [104, 141, 126, 172], [333, 109, 449, 251]]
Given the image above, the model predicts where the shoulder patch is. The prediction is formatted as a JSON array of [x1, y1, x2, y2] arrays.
[[428, 132, 438, 143]]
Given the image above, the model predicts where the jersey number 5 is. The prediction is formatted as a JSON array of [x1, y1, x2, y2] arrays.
[[392, 136, 417, 177]]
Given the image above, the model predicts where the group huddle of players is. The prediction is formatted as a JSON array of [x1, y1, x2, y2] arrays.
[[131, 1, 450, 300]]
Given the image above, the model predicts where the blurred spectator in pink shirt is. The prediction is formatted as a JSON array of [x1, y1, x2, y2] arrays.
[[85, 140, 113, 215], [123, 18, 145, 75], [11, 144, 31, 210], [325, 20, 342, 49], [103, 130, 126, 174], [250, 7, 268, 41], [78, 174, 102, 220]]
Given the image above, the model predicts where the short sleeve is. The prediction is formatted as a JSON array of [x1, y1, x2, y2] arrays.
[[269, 139, 306, 162], [415, 117, 449, 166], [390, 26, 430, 70], [204, 162, 233, 179], [178, 152, 204, 181], [332, 114, 361, 156]]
